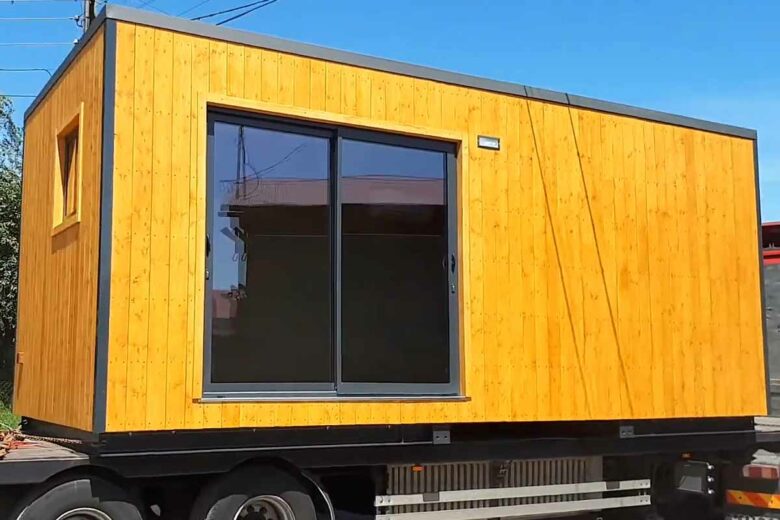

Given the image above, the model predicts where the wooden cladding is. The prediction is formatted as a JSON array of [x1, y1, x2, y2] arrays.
[[100, 21, 765, 432], [15, 16, 765, 434], [14, 29, 105, 431]]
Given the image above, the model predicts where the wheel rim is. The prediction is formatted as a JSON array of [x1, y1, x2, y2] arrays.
[[55, 508, 112, 520], [234, 495, 295, 520]]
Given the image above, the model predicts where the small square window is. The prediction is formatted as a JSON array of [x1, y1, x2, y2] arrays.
[[53, 105, 82, 232]]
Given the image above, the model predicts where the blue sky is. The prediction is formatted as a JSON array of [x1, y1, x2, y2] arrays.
[[2, 0, 778, 220]]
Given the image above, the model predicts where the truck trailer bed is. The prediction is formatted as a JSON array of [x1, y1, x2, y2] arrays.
[[0, 436, 87, 486]]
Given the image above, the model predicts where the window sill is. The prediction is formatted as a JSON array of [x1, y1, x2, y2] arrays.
[[197, 394, 470, 404], [51, 214, 80, 236]]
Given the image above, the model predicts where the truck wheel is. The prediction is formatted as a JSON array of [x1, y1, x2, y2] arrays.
[[189, 466, 317, 520], [12, 476, 144, 520]]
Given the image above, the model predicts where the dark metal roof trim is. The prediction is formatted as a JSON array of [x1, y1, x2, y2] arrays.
[[23, 9, 107, 122], [102, 5, 757, 140], [93, 18, 117, 434], [27, 4, 757, 140]]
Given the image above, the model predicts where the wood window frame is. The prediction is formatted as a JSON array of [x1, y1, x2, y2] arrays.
[[52, 103, 83, 234]]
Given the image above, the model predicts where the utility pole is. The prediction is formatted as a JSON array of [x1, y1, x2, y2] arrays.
[[83, 0, 96, 32]]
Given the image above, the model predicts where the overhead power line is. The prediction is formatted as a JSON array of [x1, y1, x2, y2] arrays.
[[132, 0, 167, 15], [218, 2, 278, 25], [0, 0, 81, 3], [192, 0, 261, 20], [178, 0, 212, 16], [0, 16, 78, 21], [0, 94, 37, 98], [0, 67, 52, 77], [217, 0, 279, 25], [192, 0, 277, 21], [0, 41, 74, 46], [216, 0, 278, 25]]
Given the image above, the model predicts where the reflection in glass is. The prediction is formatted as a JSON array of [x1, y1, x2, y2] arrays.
[[210, 122, 331, 384], [341, 139, 449, 384]]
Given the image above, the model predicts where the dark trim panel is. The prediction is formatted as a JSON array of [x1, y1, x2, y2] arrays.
[[755, 138, 770, 414], [92, 418, 761, 478], [93, 20, 117, 434], [25, 5, 759, 139], [95, 4, 758, 140], [23, 418, 100, 443], [23, 9, 108, 122]]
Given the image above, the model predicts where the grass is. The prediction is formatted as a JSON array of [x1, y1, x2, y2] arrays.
[[0, 401, 18, 430]]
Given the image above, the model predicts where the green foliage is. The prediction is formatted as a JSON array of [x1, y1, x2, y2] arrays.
[[0, 96, 22, 396], [0, 97, 22, 176], [0, 381, 17, 428]]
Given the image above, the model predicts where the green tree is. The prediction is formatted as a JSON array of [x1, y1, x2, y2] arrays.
[[0, 95, 22, 399]]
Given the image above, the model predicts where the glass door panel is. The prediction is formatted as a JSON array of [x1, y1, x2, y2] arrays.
[[208, 119, 332, 386], [340, 139, 450, 385]]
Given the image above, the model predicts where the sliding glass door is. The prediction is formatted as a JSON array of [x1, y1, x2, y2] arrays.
[[205, 111, 458, 397], [339, 137, 451, 392]]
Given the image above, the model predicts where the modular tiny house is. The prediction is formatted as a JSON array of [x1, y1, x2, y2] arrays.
[[14, 5, 767, 436]]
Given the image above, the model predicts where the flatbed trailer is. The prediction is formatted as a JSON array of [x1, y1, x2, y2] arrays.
[[4, 4, 774, 519], [4, 418, 780, 519]]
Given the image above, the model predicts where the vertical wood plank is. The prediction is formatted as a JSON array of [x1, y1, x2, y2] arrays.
[[260, 50, 278, 104], [719, 135, 741, 415], [541, 102, 562, 420], [561, 106, 588, 418], [478, 92, 500, 421], [205, 39, 229, 428], [527, 99, 550, 419], [146, 29, 174, 430], [507, 96, 527, 421], [309, 60, 326, 112], [227, 44, 244, 98], [576, 110, 603, 419], [671, 127, 694, 415], [184, 36, 210, 430], [465, 90, 485, 422], [704, 133, 729, 414], [630, 119, 653, 417], [682, 129, 705, 417], [600, 114, 622, 417], [165, 32, 193, 429], [694, 130, 715, 416], [124, 25, 155, 431], [293, 56, 311, 108], [106, 24, 134, 431], [277, 52, 295, 106]]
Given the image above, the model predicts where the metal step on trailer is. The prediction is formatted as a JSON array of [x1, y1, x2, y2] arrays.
[[375, 479, 651, 520]]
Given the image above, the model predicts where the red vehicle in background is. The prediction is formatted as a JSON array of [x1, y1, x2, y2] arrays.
[[766, 222, 780, 266]]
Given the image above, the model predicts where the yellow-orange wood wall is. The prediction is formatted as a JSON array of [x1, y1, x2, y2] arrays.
[[14, 28, 105, 431], [105, 21, 766, 432]]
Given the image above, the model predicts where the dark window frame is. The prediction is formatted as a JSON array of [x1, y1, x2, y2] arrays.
[[204, 109, 460, 399], [61, 131, 79, 218]]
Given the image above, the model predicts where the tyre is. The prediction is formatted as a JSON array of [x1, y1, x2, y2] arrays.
[[189, 465, 317, 520], [11, 476, 144, 520]]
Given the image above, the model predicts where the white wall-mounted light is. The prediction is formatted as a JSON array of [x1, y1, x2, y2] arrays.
[[477, 135, 500, 150]]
